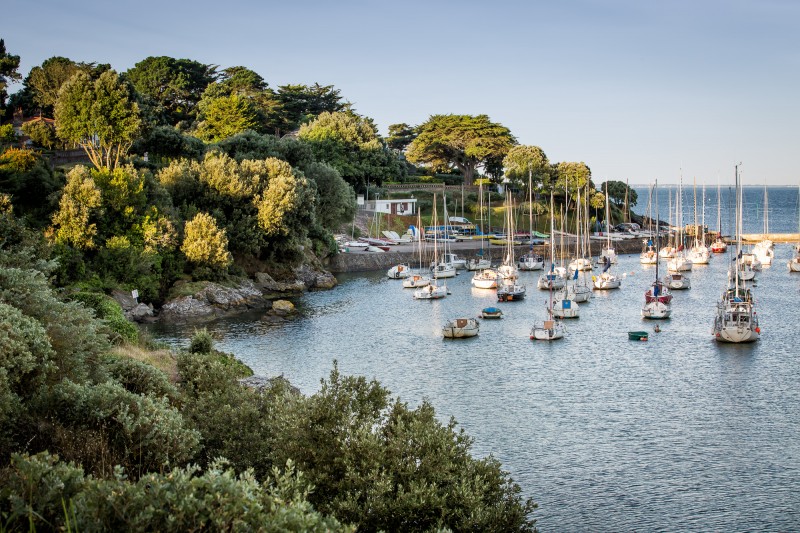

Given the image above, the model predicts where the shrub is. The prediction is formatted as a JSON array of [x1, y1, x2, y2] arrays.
[[189, 327, 213, 354], [105, 356, 179, 403], [70, 291, 138, 344]]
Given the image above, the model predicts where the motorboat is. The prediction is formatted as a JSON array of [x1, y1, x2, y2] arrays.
[[387, 263, 411, 279], [497, 279, 526, 301], [414, 283, 447, 300], [442, 317, 479, 338], [519, 253, 545, 271], [471, 268, 499, 289], [479, 307, 503, 319], [663, 272, 690, 290]]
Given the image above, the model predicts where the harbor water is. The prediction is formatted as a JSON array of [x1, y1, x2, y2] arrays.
[[147, 242, 800, 531]]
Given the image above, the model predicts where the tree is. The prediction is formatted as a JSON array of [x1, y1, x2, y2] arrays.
[[55, 70, 142, 170], [554, 161, 592, 210], [48, 166, 102, 249], [406, 114, 516, 186], [194, 94, 259, 142], [304, 162, 356, 231], [0, 39, 21, 117], [602, 180, 637, 208], [298, 111, 404, 191], [21, 118, 59, 149], [503, 145, 551, 191], [20, 57, 108, 117], [181, 212, 232, 268], [277, 83, 348, 132], [386, 123, 416, 151], [124, 56, 216, 126]]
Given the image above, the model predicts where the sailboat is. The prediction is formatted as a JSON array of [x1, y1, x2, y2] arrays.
[[564, 185, 592, 303], [642, 181, 672, 319], [496, 191, 526, 301], [662, 181, 691, 290], [640, 185, 658, 264], [467, 181, 492, 271], [789, 185, 800, 272], [429, 193, 457, 279], [414, 194, 447, 299], [712, 164, 759, 343], [538, 194, 566, 291], [687, 180, 710, 265], [519, 169, 545, 271], [592, 188, 622, 290], [667, 175, 693, 272], [710, 178, 728, 253], [659, 188, 677, 259], [753, 183, 774, 267], [403, 211, 431, 288], [530, 260, 567, 341]]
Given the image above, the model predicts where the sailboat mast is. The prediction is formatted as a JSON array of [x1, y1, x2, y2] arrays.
[[528, 169, 533, 247]]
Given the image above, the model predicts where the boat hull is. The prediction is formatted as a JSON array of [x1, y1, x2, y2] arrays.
[[530, 320, 566, 340], [442, 318, 479, 338], [642, 301, 671, 319]]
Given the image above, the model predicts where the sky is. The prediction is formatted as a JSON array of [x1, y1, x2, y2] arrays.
[[4, 0, 799, 185]]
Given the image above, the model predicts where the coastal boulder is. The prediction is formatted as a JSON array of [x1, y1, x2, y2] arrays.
[[293, 264, 338, 290], [159, 279, 269, 322], [254, 272, 306, 293], [271, 299, 296, 316]]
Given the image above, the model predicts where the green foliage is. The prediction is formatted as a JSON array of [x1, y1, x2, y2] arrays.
[[131, 124, 205, 160], [254, 159, 314, 237], [407, 114, 517, 186], [124, 56, 216, 126], [215, 130, 315, 170], [189, 327, 214, 354], [105, 355, 179, 402], [386, 122, 416, 151], [0, 123, 16, 144], [194, 94, 259, 142], [48, 165, 102, 249], [304, 162, 356, 231], [70, 291, 138, 345], [0, 147, 60, 223], [602, 179, 637, 208], [54, 70, 142, 170], [503, 145, 551, 190], [299, 111, 405, 191], [0, 38, 21, 115], [270, 364, 537, 532], [20, 56, 107, 116], [0, 453, 352, 532], [181, 212, 232, 269], [21, 118, 59, 149], [555, 162, 592, 208], [277, 83, 348, 134], [34, 380, 200, 474]]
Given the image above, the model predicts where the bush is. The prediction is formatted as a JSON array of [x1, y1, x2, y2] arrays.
[[189, 327, 213, 353], [0, 452, 352, 532], [105, 356, 179, 403], [71, 291, 138, 344]]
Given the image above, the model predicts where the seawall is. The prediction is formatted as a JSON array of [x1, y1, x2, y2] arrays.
[[325, 238, 646, 273]]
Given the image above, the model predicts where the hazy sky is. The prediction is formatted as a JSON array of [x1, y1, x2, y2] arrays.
[[5, 0, 799, 185]]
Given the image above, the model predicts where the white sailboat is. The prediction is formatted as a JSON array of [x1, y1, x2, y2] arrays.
[[538, 194, 566, 291], [414, 194, 447, 299], [639, 185, 658, 265], [710, 178, 728, 253], [789, 185, 800, 272], [531, 262, 567, 341], [496, 191, 526, 301], [429, 193, 457, 279], [687, 180, 710, 265], [642, 181, 672, 319], [593, 188, 622, 290], [519, 170, 545, 271], [403, 211, 431, 288], [667, 175, 693, 272], [753, 183, 774, 267], [713, 164, 759, 343]]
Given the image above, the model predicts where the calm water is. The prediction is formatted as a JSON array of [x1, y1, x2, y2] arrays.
[[147, 247, 800, 531], [631, 184, 799, 236]]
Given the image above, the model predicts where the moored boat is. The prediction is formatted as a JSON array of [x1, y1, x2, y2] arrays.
[[442, 317, 480, 338]]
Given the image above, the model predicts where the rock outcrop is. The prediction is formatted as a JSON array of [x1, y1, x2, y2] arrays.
[[159, 280, 269, 322]]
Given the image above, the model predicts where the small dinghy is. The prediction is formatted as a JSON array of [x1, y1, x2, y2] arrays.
[[479, 307, 503, 319], [628, 331, 649, 341]]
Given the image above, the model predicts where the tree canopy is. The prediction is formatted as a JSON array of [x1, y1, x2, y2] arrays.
[[55, 70, 142, 170], [124, 56, 216, 126], [406, 114, 516, 186], [0, 38, 21, 117], [503, 145, 551, 190], [602, 180, 637, 208]]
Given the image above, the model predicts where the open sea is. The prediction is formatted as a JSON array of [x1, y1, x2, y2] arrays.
[[146, 191, 800, 531]]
